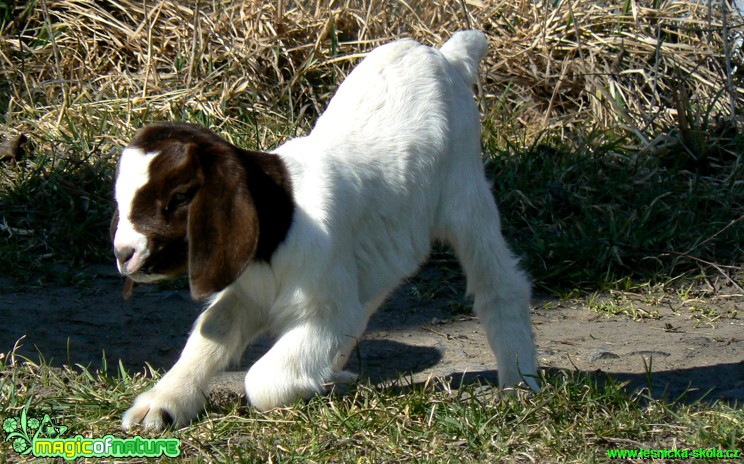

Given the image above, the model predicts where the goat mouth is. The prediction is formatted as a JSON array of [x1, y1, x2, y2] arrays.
[[116, 249, 149, 276], [123, 269, 167, 283], [116, 254, 185, 283]]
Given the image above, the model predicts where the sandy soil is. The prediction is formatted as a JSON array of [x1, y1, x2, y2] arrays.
[[1, 263, 742, 405]]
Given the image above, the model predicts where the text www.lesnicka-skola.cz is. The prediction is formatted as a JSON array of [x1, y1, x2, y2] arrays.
[[607, 447, 740, 460]]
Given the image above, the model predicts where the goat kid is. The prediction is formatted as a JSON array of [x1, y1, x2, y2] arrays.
[[112, 30, 539, 431]]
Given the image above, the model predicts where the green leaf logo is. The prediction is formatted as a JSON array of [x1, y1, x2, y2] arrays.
[[2, 408, 67, 455]]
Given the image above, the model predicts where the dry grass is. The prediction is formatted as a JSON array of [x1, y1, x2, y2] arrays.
[[0, 0, 740, 150], [481, 0, 742, 148]]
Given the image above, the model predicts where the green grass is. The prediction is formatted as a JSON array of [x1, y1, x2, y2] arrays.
[[0, 132, 117, 281], [484, 128, 744, 293], [1, 349, 742, 463]]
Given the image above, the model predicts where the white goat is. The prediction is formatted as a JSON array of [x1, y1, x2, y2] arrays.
[[112, 30, 539, 431]]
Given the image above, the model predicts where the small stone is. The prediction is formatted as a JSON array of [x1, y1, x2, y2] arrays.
[[0, 134, 28, 163], [207, 371, 245, 408], [687, 336, 712, 347], [586, 348, 620, 362], [627, 350, 670, 358]]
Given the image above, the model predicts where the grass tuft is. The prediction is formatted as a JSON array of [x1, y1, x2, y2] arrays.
[[0, 133, 117, 279], [2, 346, 742, 462], [487, 128, 744, 292]]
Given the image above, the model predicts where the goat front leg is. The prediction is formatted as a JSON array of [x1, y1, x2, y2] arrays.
[[122, 290, 260, 431]]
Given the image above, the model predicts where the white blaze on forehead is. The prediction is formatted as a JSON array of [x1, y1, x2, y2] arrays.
[[115, 147, 157, 213], [113, 147, 158, 273]]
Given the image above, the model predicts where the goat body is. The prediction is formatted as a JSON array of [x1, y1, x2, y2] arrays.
[[112, 30, 538, 431]]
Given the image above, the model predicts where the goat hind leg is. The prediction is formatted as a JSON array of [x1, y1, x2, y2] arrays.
[[443, 185, 539, 391]]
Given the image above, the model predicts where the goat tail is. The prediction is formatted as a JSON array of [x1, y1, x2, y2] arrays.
[[439, 30, 488, 86]]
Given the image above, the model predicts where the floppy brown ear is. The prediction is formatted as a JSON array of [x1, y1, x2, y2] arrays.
[[187, 150, 260, 300], [184, 130, 294, 300]]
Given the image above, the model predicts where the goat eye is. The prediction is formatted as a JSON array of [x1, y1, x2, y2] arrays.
[[165, 191, 191, 214]]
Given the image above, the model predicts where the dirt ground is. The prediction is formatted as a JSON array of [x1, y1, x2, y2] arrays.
[[1, 262, 743, 405]]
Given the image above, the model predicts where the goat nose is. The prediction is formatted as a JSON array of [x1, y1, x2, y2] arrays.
[[114, 245, 135, 264]]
